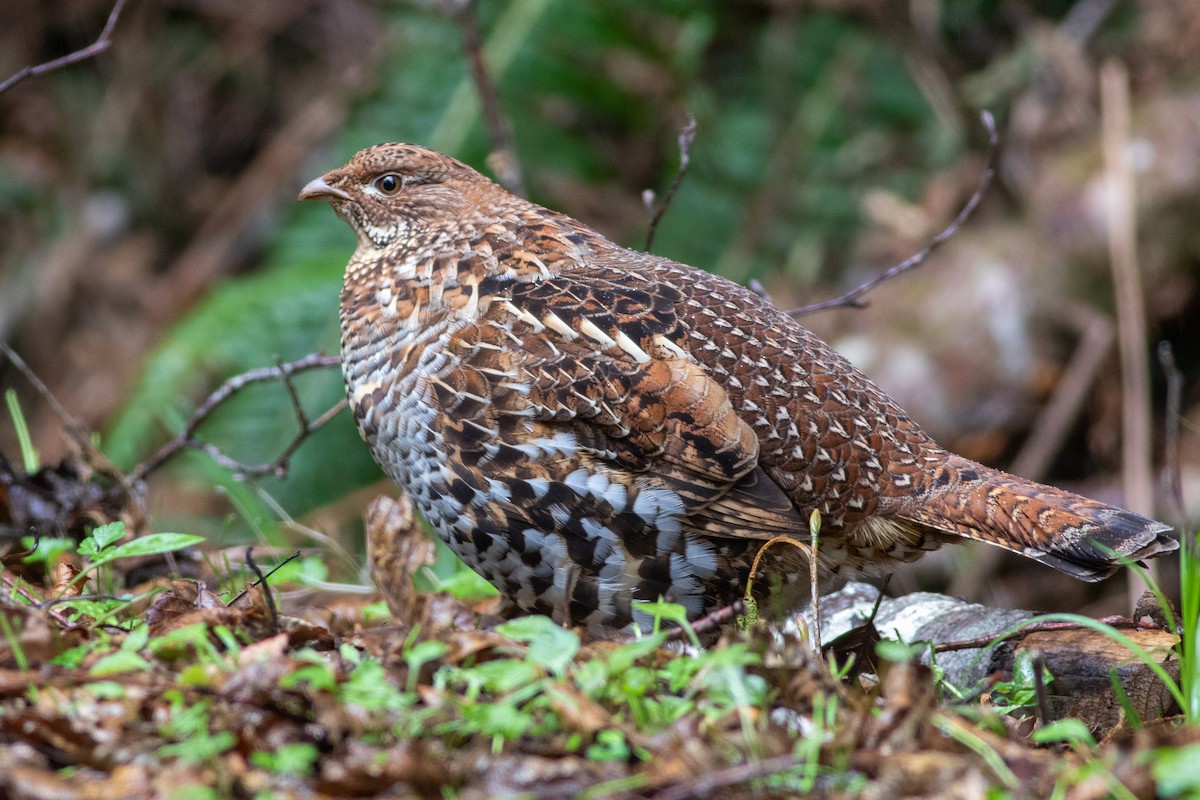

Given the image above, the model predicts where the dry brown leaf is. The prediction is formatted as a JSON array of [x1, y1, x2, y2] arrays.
[[365, 492, 432, 621], [236, 631, 289, 665], [50, 558, 82, 599], [0, 606, 87, 667], [143, 579, 224, 630], [545, 681, 612, 735]]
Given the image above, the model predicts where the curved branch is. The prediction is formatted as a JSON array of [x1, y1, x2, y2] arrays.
[[0, 0, 129, 95], [788, 111, 999, 316], [131, 352, 344, 483]]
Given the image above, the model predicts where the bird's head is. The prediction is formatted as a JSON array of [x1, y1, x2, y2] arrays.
[[298, 143, 486, 251]]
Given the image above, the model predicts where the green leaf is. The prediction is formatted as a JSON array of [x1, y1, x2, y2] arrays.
[[1152, 742, 1200, 798], [122, 624, 150, 652], [404, 640, 448, 681], [496, 616, 580, 676], [87, 681, 127, 699], [586, 729, 631, 762], [427, 564, 500, 600], [51, 643, 98, 669], [632, 599, 700, 647], [281, 663, 338, 693], [362, 601, 390, 623], [60, 598, 128, 619], [632, 599, 690, 628], [458, 658, 541, 694], [88, 533, 205, 570], [341, 656, 413, 712], [468, 698, 535, 746], [178, 663, 217, 688], [250, 742, 318, 776], [167, 788, 222, 800], [149, 622, 222, 663], [158, 731, 237, 764], [1031, 718, 1096, 748], [618, 666, 656, 698], [603, 635, 667, 676], [573, 658, 609, 697], [876, 639, 927, 662], [89, 649, 152, 677], [92, 521, 127, 549], [80, 521, 126, 556]]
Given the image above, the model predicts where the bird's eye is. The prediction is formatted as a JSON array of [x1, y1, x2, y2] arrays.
[[375, 174, 403, 196]]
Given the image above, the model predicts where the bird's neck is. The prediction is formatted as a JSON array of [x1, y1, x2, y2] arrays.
[[342, 211, 601, 332]]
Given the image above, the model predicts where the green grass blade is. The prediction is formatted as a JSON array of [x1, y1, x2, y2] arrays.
[[5, 388, 39, 473]]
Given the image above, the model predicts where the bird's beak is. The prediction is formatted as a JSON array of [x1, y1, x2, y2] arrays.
[[298, 176, 350, 202]]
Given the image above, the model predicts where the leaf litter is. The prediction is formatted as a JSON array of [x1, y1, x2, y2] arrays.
[[0, 480, 1193, 799]]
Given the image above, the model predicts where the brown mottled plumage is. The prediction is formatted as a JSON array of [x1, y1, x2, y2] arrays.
[[301, 143, 1177, 636]]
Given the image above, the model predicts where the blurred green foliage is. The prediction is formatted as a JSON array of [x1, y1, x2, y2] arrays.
[[102, 1, 1107, 544]]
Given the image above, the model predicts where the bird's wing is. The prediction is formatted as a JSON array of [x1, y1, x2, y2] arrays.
[[487, 266, 758, 500], [427, 245, 809, 537]]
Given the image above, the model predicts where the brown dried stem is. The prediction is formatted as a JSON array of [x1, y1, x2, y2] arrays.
[[1010, 306, 1115, 481], [1, 572, 92, 634], [1100, 60, 1156, 601], [1030, 649, 1051, 729], [664, 599, 745, 644], [643, 114, 698, 252], [930, 614, 1142, 655], [0, 0, 129, 95], [1157, 341, 1186, 522], [789, 110, 998, 316], [452, 0, 525, 196], [130, 353, 344, 483], [653, 753, 802, 800]]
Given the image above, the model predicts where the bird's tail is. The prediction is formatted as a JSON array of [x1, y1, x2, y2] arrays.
[[897, 454, 1177, 581]]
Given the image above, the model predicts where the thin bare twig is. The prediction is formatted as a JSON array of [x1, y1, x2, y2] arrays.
[[1158, 341, 1186, 522], [930, 614, 1142, 654], [244, 547, 278, 635], [788, 110, 999, 316], [130, 352, 343, 483], [0, 0, 129, 95], [38, 593, 127, 611], [1, 573, 93, 634], [1030, 649, 1051, 729], [229, 550, 301, 609], [452, 0, 525, 196], [643, 114, 698, 251], [653, 753, 802, 800], [665, 598, 745, 644]]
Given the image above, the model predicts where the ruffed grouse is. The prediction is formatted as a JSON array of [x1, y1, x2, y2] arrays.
[[301, 143, 1177, 636]]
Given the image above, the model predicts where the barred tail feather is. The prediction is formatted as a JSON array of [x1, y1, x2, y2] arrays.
[[898, 455, 1178, 581]]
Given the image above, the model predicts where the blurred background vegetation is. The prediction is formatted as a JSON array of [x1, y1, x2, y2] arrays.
[[1, 0, 1197, 612]]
